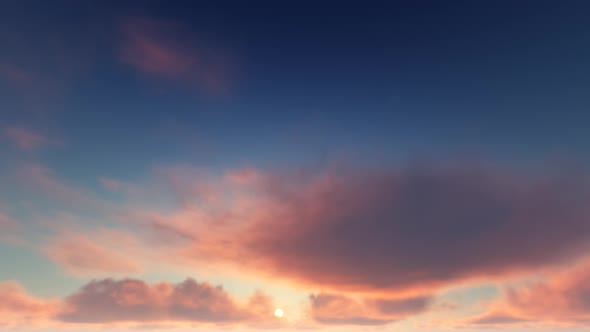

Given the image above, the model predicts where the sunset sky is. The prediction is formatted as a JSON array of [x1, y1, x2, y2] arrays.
[[2, 1, 590, 331]]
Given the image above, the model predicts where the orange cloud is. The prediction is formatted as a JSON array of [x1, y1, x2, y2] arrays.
[[0, 278, 280, 329], [18, 163, 113, 213], [4, 127, 47, 150], [310, 293, 431, 326], [0, 281, 57, 328], [469, 260, 590, 327], [45, 229, 143, 276]]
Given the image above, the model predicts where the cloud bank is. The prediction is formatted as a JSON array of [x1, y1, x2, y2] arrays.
[[157, 165, 590, 295]]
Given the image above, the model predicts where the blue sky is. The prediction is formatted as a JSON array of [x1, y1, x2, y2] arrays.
[[1, 1, 590, 331]]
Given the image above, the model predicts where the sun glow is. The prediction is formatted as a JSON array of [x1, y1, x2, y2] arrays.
[[274, 308, 284, 318]]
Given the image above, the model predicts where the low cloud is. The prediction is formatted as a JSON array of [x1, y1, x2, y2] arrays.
[[310, 293, 431, 326], [45, 230, 143, 276], [469, 260, 590, 326], [58, 278, 272, 324]]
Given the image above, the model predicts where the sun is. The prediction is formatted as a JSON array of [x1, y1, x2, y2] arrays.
[[274, 308, 284, 318]]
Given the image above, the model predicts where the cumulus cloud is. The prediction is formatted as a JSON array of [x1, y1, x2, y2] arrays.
[[0, 278, 278, 328], [310, 293, 431, 326], [58, 278, 270, 324]]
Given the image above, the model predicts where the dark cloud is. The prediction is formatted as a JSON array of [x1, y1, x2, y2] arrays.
[[180, 164, 590, 293]]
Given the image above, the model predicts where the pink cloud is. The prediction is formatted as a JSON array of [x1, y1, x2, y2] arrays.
[[119, 18, 232, 93], [0, 278, 280, 328], [469, 260, 590, 326], [120, 19, 196, 78], [0, 213, 16, 230], [310, 293, 431, 326], [0, 281, 57, 328], [45, 229, 143, 276], [4, 127, 47, 150], [0, 64, 34, 87], [58, 278, 273, 324], [137, 164, 590, 296]]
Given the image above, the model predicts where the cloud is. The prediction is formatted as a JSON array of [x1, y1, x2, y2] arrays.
[[309, 293, 431, 326], [0, 213, 16, 230], [470, 260, 590, 326], [57, 278, 271, 324], [0, 64, 34, 87], [0, 281, 56, 327], [119, 18, 232, 93], [146, 164, 590, 295], [45, 229, 143, 276], [0, 278, 278, 328], [17, 163, 113, 213], [3, 127, 47, 150], [469, 312, 529, 325]]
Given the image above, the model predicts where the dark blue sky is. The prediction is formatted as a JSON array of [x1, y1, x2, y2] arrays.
[[2, 0, 590, 180]]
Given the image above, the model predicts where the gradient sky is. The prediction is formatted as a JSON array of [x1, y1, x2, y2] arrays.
[[1, 1, 590, 331]]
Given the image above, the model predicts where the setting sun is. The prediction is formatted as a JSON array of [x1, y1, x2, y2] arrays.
[[274, 308, 284, 318]]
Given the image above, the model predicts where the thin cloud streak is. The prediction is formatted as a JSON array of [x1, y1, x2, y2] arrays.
[[3, 127, 47, 151], [310, 293, 431, 326], [119, 17, 233, 94], [469, 260, 590, 327]]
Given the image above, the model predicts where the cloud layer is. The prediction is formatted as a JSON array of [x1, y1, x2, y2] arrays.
[[160, 165, 590, 295], [310, 293, 431, 325], [471, 260, 590, 326], [58, 278, 261, 323]]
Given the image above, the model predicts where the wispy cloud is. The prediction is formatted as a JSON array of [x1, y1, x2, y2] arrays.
[[45, 229, 143, 276], [0, 281, 57, 328], [0, 64, 34, 87], [310, 293, 431, 326], [3, 127, 47, 151], [468, 260, 590, 327], [119, 18, 232, 94]]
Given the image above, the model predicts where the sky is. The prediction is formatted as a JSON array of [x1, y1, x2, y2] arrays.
[[1, 0, 590, 331]]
